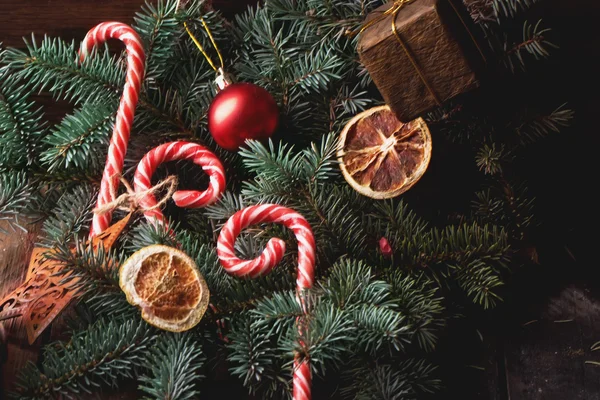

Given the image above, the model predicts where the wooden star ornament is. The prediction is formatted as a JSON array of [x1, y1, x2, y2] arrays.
[[0, 213, 131, 344]]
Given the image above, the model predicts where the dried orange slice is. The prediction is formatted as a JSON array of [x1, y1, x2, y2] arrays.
[[337, 105, 432, 199], [119, 245, 209, 332]]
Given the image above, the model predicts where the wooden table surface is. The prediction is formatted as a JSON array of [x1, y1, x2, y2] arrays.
[[0, 0, 257, 49], [2, 0, 600, 399]]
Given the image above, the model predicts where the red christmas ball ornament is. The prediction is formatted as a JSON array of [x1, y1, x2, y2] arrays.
[[207, 82, 279, 151]]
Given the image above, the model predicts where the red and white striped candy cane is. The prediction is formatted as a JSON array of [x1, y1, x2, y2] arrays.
[[217, 204, 315, 400], [80, 22, 145, 236], [134, 141, 226, 224]]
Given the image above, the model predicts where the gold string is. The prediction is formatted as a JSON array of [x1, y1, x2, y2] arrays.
[[346, 0, 411, 38], [390, 5, 441, 106], [184, 19, 224, 72]]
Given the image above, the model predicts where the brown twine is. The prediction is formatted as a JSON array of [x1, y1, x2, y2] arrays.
[[93, 175, 179, 216]]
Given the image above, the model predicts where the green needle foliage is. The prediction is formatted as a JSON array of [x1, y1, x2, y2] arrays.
[[0, 0, 572, 398], [4, 36, 124, 106], [0, 53, 46, 168], [0, 171, 42, 231], [12, 317, 158, 400], [342, 361, 441, 400], [40, 102, 115, 175], [138, 332, 206, 400]]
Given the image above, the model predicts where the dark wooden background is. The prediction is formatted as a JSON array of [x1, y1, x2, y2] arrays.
[[1, 0, 600, 399]]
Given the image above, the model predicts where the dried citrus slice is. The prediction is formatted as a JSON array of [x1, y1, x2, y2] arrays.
[[337, 105, 432, 199], [119, 245, 209, 332]]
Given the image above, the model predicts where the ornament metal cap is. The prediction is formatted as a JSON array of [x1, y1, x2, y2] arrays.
[[215, 68, 235, 91]]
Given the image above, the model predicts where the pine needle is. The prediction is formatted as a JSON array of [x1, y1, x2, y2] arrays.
[[585, 361, 600, 367], [522, 319, 538, 326]]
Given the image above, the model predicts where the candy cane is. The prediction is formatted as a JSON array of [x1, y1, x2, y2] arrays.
[[133, 141, 226, 224], [217, 204, 315, 400], [80, 22, 145, 236]]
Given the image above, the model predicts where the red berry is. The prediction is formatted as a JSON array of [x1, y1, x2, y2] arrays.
[[379, 237, 393, 258]]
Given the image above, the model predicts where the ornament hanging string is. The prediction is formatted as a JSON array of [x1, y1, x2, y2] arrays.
[[183, 19, 232, 88], [346, 0, 487, 107], [184, 19, 224, 72]]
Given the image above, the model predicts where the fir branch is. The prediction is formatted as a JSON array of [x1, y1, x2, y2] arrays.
[[0, 171, 41, 231], [301, 132, 340, 182], [5, 35, 192, 134], [124, 218, 180, 254], [40, 102, 115, 174], [80, 290, 136, 322], [386, 272, 445, 352], [332, 83, 374, 123], [51, 238, 121, 295], [178, 230, 234, 301], [40, 183, 97, 247], [133, 0, 181, 84], [227, 312, 279, 393], [169, 58, 214, 131], [13, 317, 158, 399], [473, 183, 536, 240], [234, 7, 300, 97], [267, 0, 381, 40], [240, 177, 291, 205], [321, 258, 393, 310], [473, 188, 505, 224], [476, 143, 509, 175], [283, 94, 332, 141], [5, 36, 123, 105], [350, 304, 410, 355], [515, 103, 574, 145], [240, 138, 312, 203], [300, 303, 355, 374], [492, 0, 539, 19], [342, 361, 441, 400], [504, 19, 558, 72], [138, 332, 206, 400], [139, 85, 194, 135], [0, 63, 46, 167], [240, 139, 303, 185], [251, 290, 303, 337], [289, 47, 344, 97], [414, 223, 510, 269], [463, 0, 497, 25], [227, 313, 293, 398], [321, 260, 412, 355], [204, 191, 247, 222], [454, 260, 504, 308], [305, 183, 368, 261], [368, 199, 429, 243]]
